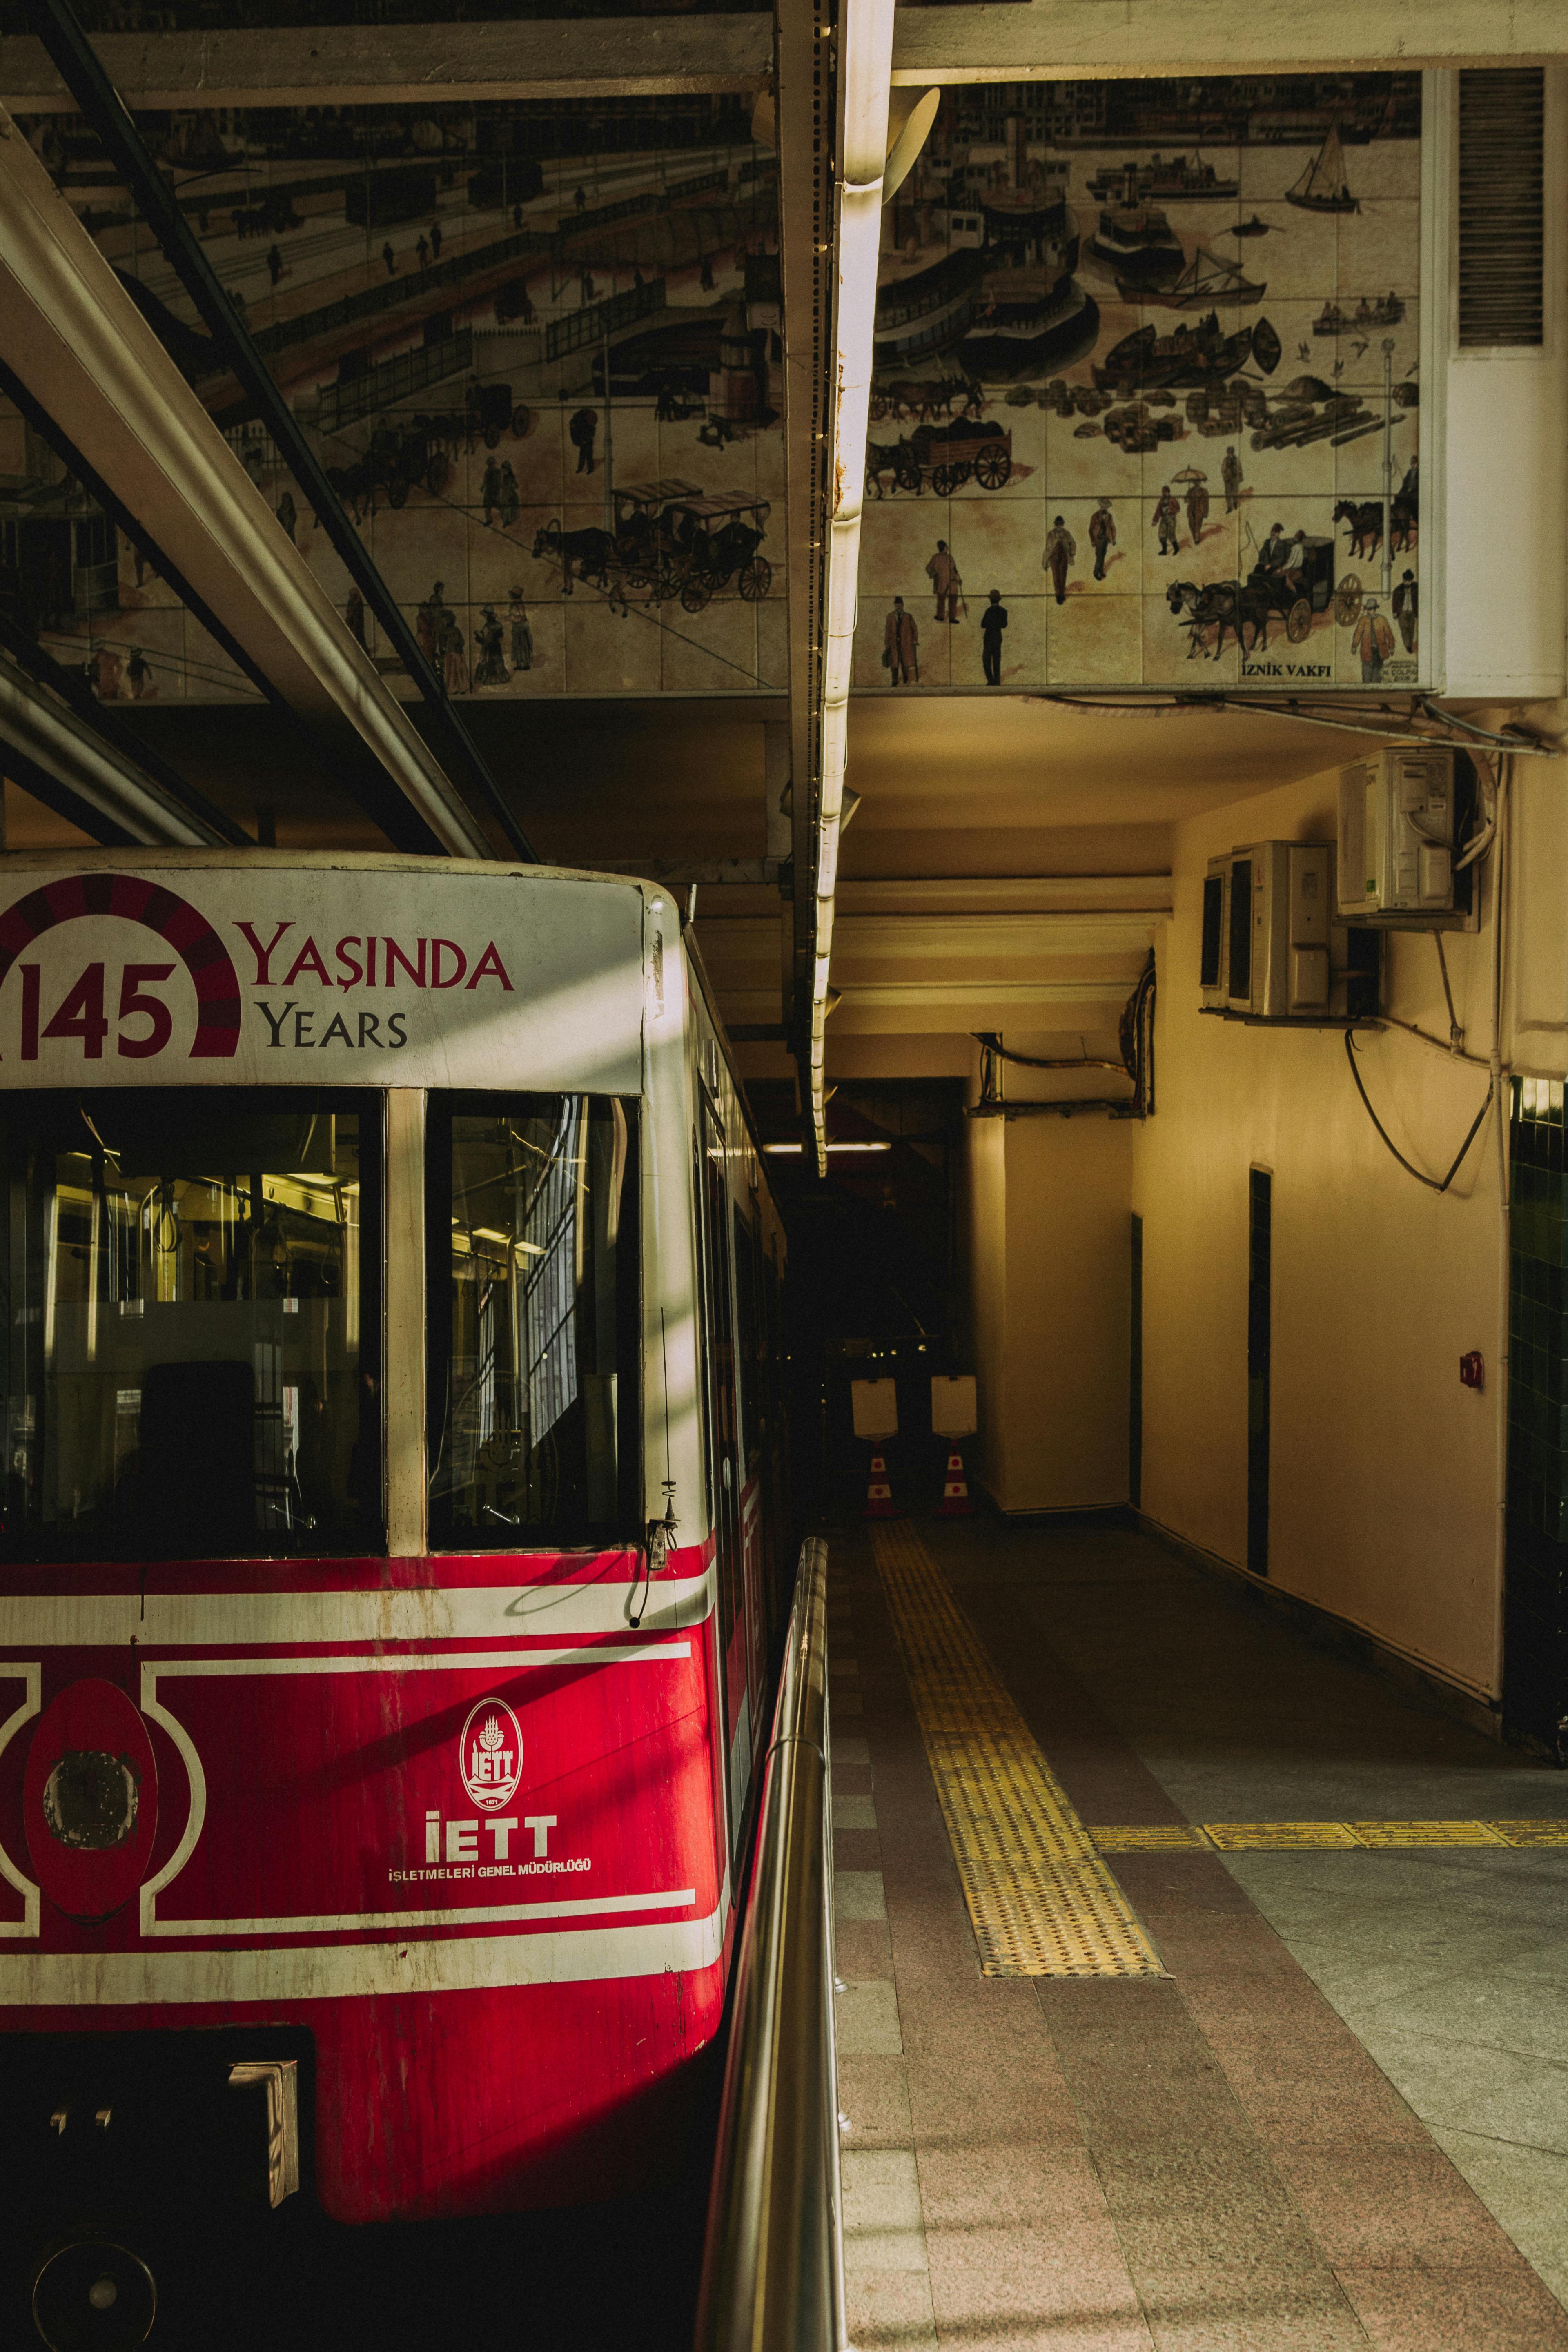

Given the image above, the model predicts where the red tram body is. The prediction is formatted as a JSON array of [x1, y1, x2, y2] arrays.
[[0, 853, 789, 2266]]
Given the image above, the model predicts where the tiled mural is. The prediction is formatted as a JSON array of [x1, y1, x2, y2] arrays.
[[858, 75, 1424, 694], [0, 96, 782, 701]]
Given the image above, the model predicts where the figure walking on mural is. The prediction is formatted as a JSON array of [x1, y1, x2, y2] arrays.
[[1352, 597, 1394, 684], [481, 455, 503, 528], [473, 605, 509, 687], [1042, 516, 1076, 605], [416, 233, 430, 272], [884, 597, 919, 686], [981, 590, 1007, 686], [1153, 485, 1181, 556], [926, 540, 962, 623], [1184, 475, 1210, 546], [570, 408, 598, 475], [1222, 446, 1243, 512], [1088, 498, 1116, 582], [439, 606, 468, 695], [417, 582, 446, 669], [266, 242, 283, 289], [1393, 570, 1418, 656], [509, 588, 533, 672], [382, 241, 396, 278], [346, 587, 366, 648], [125, 646, 153, 700], [276, 488, 297, 546], [499, 461, 520, 531]]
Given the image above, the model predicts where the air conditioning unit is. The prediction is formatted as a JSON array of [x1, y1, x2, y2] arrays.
[[1337, 749, 1466, 921], [1201, 842, 1379, 1021]]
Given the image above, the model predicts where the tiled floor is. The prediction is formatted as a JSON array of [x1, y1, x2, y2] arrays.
[[829, 1517, 1568, 2350]]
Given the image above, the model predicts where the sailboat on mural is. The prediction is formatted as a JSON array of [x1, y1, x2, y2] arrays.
[[1138, 247, 1266, 309], [1285, 125, 1361, 214]]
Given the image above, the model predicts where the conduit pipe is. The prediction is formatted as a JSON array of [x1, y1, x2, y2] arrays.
[[0, 102, 493, 861], [810, 0, 895, 1173]]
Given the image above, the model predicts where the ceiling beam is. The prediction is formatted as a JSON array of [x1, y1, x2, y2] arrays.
[[0, 92, 492, 860], [889, 0, 1568, 82], [0, 643, 228, 847], [0, 15, 773, 108]]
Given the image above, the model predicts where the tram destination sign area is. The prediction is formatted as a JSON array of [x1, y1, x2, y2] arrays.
[[0, 856, 645, 1093]]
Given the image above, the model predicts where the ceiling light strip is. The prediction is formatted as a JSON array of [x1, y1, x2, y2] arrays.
[[813, 0, 895, 1173]]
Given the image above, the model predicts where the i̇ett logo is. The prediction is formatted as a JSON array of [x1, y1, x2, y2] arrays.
[[460, 1698, 523, 1811]]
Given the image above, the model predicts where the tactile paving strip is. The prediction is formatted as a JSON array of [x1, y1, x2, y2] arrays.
[[870, 1522, 1164, 1979], [1090, 1820, 1568, 1852]]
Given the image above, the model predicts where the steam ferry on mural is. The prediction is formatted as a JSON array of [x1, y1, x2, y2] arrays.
[[1085, 151, 1240, 203], [876, 127, 1100, 383], [1089, 166, 1183, 288]]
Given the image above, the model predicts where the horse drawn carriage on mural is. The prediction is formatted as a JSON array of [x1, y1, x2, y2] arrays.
[[865, 416, 1012, 499], [610, 481, 773, 613], [1169, 532, 1338, 660]]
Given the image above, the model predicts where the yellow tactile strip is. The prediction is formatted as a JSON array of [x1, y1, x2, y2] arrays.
[[870, 1522, 1164, 1979], [1091, 1820, 1568, 1853]]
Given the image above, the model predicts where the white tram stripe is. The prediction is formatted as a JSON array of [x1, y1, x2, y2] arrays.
[[150, 1887, 698, 1939], [0, 1900, 728, 2007], [147, 1644, 690, 1677], [0, 1575, 712, 1650]]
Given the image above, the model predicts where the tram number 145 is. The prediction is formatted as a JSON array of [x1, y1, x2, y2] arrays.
[[16, 961, 176, 1060]]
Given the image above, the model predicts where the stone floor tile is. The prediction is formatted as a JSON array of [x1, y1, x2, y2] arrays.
[[843, 2266, 938, 2348], [837, 1827, 885, 1872], [1269, 2140, 1521, 2270], [836, 1793, 880, 1830], [837, 1977, 905, 2056], [837, 1918, 895, 1979], [922, 2221, 1154, 2352], [838, 2054, 915, 2148], [843, 2147, 929, 2274], [1333, 2259, 1568, 2347], [837, 1869, 889, 1922]]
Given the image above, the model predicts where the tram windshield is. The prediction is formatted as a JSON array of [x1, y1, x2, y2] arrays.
[[0, 1090, 381, 1563], [428, 1093, 639, 1550]]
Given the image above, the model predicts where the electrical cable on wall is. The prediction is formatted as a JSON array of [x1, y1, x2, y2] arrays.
[[1344, 1029, 1494, 1193]]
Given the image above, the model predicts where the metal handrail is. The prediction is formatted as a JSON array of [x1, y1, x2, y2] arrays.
[[695, 1537, 843, 2352]]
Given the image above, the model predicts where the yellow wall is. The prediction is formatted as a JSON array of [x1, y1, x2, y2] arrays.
[[1133, 768, 1505, 1699], [965, 1109, 1133, 1512]]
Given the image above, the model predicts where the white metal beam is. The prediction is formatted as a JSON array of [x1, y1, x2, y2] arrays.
[[889, 0, 1568, 84]]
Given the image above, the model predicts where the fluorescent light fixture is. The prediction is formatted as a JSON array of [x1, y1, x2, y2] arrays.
[[808, 0, 894, 1178], [764, 1140, 891, 1155]]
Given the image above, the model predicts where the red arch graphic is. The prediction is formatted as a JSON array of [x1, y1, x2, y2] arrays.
[[0, 873, 241, 1059]]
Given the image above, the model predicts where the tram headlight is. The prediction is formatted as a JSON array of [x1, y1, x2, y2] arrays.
[[30, 2239, 156, 2352]]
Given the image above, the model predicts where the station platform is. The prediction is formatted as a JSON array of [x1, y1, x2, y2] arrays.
[[827, 1516, 1568, 2352]]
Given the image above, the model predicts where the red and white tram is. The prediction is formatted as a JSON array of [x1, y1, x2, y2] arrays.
[[0, 851, 791, 2330]]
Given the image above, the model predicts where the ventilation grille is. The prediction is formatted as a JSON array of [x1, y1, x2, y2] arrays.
[[1459, 69, 1545, 348]]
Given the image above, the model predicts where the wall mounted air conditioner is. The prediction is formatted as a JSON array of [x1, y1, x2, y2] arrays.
[[1201, 842, 1379, 1021], [1336, 748, 1470, 924]]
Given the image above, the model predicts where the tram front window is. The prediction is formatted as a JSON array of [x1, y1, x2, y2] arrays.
[[428, 1094, 638, 1550], [0, 1090, 382, 1562]]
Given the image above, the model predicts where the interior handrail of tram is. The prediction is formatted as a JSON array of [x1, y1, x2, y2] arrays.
[[693, 1536, 844, 2352]]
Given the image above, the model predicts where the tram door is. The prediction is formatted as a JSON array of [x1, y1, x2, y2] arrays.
[[696, 1096, 749, 1852]]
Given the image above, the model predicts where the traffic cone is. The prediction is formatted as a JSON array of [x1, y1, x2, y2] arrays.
[[862, 1448, 900, 1519], [935, 1445, 976, 1517]]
